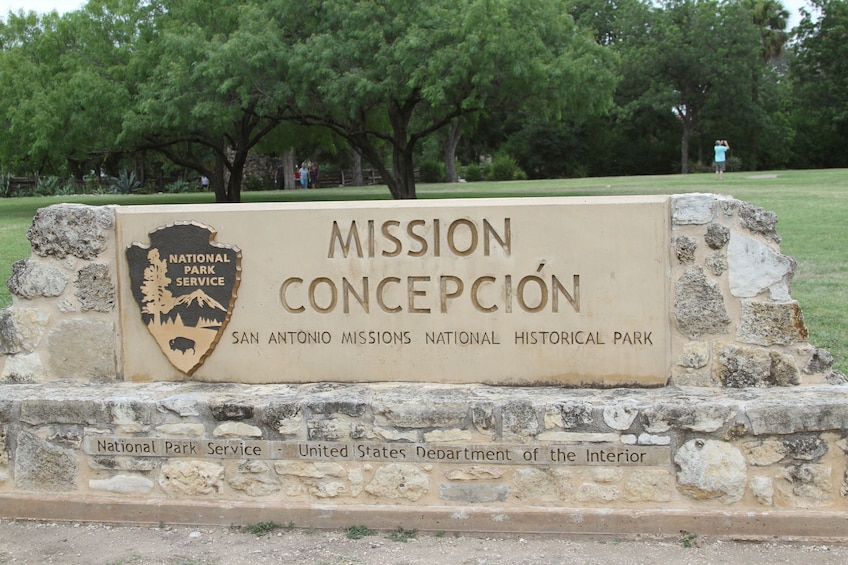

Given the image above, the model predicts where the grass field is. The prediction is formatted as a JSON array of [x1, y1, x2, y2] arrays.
[[2, 169, 846, 373]]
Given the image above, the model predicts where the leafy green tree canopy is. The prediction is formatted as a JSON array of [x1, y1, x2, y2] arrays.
[[263, 0, 617, 199]]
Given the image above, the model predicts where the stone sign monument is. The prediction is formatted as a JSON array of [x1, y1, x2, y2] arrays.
[[1, 194, 847, 538]]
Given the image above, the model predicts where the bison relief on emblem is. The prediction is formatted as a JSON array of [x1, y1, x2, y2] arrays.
[[126, 222, 241, 375]]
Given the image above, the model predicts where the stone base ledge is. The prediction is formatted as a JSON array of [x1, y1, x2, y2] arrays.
[[2, 494, 848, 540], [3, 382, 848, 537]]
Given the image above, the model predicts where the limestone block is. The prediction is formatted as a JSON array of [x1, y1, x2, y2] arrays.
[[306, 418, 352, 441], [443, 466, 507, 481], [89, 456, 157, 472], [591, 467, 623, 483], [747, 395, 848, 435], [213, 422, 262, 438], [14, 431, 78, 491], [545, 401, 593, 430], [373, 392, 468, 428], [274, 461, 346, 479], [7, 258, 69, 298], [728, 233, 792, 300], [536, 432, 620, 443], [349, 468, 364, 497], [715, 344, 800, 387], [372, 427, 418, 442], [364, 463, 429, 501], [262, 402, 302, 435], [225, 460, 280, 496], [155, 423, 206, 437], [623, 470, 673, 502], [602, 401, 639, 431], [672, 194, 715, 225], [470, 403, 496, 434], [306, 392, 367, 417], [512, 468, 564, 501], [310, 480, 347, 498], [705, 223, 730, 250], [827, 371, 848, 385], [158, 396, 201, 417], [642, 400, 736, 433], [1, 353, 44, 383], [737, 301, 808, 346], [27, 203, 114, 259], [674, 439, 746, 503], [782, 436, 827, 461], [744, 439, 788, 466], [21, 399, 105, 425], [749, 476, 774, 506], [804, 348, 834, 374], [674, 266, 730, 337], [575, 483, 619, 503], [424, 429, 472, 443], [738, 201, 780, 243], [502, 401, 540, 437], [46, 318, 116, 380], [0, 427, 8, 469], [673, 236, 697, 264], [159, 460, 224, 496], [108, 400, 152, 429], [89, 474, 155, 494], [705, 252, 728, 276], [0, 307, 49, 355], [209, 398, 255, 421], [439, 483, 510, 503], [637, 433, 670, 445], [678, 342, 710, 370], [779, 463, 832, 508], [75, 264, 115, 312]]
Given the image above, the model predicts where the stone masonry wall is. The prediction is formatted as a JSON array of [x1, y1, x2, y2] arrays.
[[1, 195, 848, 530]]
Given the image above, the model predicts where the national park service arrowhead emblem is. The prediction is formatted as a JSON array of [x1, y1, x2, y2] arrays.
[[126, 222, 241, 375]]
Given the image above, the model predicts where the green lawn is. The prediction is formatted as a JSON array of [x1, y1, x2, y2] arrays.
[[2, 169, 846, 372]]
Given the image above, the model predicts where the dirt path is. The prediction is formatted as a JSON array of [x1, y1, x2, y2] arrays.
[[1, 520, 847, 565]]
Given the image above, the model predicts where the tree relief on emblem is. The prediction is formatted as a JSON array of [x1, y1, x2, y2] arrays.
[[126, 221, 241, 375]]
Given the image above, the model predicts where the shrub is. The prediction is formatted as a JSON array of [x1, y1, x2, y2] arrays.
[[418, 160, 445, 183], [110, 171, 141, 194], [244, 174, 271, 192], [35, 176, 63, 196], [464, 164, 483, 182], [727, 156, 743, 172], [490, 154, 523, 181], [165, 179, 192, 194]]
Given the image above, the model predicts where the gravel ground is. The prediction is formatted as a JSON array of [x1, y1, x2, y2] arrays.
[[1, 520, 848, 565]]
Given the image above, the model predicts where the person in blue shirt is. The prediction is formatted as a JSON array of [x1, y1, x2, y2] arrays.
[[714, 139, 730, 180]]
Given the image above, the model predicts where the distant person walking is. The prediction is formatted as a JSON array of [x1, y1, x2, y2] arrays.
[[299, 163, 309, 189], [309, 162, 319, 189], [714, 139, 730, 180]]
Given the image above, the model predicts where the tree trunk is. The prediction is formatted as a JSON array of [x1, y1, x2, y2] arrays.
[[282, 148, 296, 190], [444, 120, 461, 182], [353, 149, 363, 186]]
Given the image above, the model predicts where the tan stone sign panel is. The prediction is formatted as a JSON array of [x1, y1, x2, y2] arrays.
[[116, 196, 670, 385]]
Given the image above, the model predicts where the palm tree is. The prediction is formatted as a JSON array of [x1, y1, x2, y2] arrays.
[[746, 0, 790, 64]]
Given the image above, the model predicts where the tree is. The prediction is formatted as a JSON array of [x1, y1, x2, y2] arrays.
[[265, 0, 617, 199], [621, 0, 760, 173], [790, 0, 848, 167], [123, 0, 290, 202], [0, 6, 134, 179]]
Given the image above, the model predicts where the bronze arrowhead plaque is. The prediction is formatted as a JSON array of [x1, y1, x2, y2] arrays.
[[126, 222, 241, 375]]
